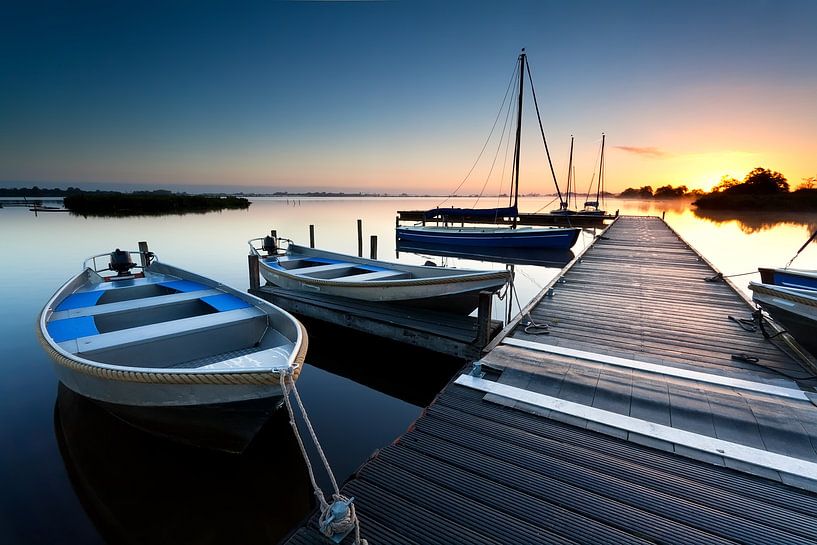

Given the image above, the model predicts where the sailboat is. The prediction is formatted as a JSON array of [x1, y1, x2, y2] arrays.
[[549, 133, 607, 217], [581, 133, 608, 215], [549, 135, 578, 216], [396, 49, 581, 250]]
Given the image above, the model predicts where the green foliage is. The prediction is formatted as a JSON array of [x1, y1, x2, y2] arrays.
[[693, 167, 816, 210], [63, 192, 250, 216], [0, 186, 83, 197], [722, 167, 788, 194], [712, 175, 740, 192], [654, 185, 688, 199], [798, 176, 816, 190], [619, 185, 654, 198], [618, 184, 693, 199]]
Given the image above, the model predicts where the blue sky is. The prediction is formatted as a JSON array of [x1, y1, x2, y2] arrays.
[[1, 0, 816, 193]]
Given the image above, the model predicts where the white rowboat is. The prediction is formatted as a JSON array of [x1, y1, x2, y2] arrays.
[[249, 237, 510, 315]]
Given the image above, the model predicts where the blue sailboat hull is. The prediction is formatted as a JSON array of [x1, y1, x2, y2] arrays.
[[396, 226, 581, 249]]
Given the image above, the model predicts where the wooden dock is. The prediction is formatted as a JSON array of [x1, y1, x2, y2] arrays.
[[283, 216, 817, 544], [249, 286, 502, 360]]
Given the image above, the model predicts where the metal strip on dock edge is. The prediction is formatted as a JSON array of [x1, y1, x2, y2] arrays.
[[501, 337, 809, 401], [454, 374, 817, 482]]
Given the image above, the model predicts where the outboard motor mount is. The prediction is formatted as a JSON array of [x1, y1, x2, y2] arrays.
[[109, 249, 136, 275], [262, 235, 278, 254]]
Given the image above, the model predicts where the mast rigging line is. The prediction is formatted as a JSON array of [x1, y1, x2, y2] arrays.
[[473, 63, 520, 211], [524, 56, 563, 206], [438, 61, 519, 208], [584, 135, 604, 206]]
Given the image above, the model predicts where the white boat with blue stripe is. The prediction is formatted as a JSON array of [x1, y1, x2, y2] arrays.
[[38, 247, 307, 411]]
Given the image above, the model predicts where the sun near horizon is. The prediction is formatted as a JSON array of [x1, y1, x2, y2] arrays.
[[1, 1, 815, 195]]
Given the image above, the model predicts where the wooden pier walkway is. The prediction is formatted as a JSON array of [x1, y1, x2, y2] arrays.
[[283, 216, 817, 545]]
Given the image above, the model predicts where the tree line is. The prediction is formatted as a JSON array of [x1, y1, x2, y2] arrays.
[[618, 167, 816, 207]]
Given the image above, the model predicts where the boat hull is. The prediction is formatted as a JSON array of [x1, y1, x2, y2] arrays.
[[49, 354, 287, 407], [397, 239, 574, 267], [750, 283, 817, 356], [39, 257, 307, 409], [759, 267, 817, 291], [258, 267, 506, 314], [255, 243, 510, 315], [396, 226, 581, 249]]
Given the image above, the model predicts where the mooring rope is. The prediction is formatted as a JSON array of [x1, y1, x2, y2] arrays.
[[508, 276, 549, 335], [728, 314, 757, 332], [279, 370, 367, 544], [704, 271, 757, 282]]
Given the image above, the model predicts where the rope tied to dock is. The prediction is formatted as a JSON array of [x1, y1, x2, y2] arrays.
[[278, 369, 368, 545], [728, 314, 757, 332], [704, 270, 757, 282], [508, 276, 549, 335]]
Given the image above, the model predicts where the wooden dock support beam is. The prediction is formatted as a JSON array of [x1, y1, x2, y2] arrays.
[[248, 254, 260, 290], [477, 291, 493, 348], [357, 219, 363, 257], [370, 235, 378, 259], [309, 225, 315, 248]]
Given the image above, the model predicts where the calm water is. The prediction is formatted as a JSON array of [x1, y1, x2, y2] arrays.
[[1, 197, 816, 544]]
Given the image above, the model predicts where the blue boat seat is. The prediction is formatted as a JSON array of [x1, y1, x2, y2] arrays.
[[57, 306, 266, 358], [50, 288, 222, 320]]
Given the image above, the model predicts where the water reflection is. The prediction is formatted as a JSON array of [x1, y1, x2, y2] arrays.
[[396, 240, 575, 268], [54, 384, 312, 545], [301, 318, 465, 407], [692, 208, 817, 234]]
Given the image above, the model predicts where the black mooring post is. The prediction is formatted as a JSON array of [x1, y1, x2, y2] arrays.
[[248, 254, 260, 290], [138, 241, 149, 268], [477, 291, 493, 347], [309, 225, 315, 248], [357, 219, 363, 257]]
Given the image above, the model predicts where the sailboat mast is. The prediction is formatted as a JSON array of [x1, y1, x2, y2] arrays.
[[597, 133, 605, 203], [565, 135, 574, 211], [512, 49, 525, 221]]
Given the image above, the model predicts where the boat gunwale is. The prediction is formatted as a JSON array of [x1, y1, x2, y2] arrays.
[[39, 261, 306, 381], [250, 240, 511, 289]]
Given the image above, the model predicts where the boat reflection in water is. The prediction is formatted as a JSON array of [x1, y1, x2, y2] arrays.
[[54, 384, 311, 545], [397, 239, 575, 268]]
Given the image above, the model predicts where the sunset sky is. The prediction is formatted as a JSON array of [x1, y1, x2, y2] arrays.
[[1, 0, 815, 194]]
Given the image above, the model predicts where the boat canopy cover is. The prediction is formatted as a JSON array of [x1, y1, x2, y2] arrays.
[[424, 206, 518, 220]]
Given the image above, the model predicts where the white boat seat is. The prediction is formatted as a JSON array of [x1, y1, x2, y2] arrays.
[[175, 344, 295, 371], [51, 288, 222, 320], [58, 306, 265, 356], [294, 263, 356, 276], [334, 270, 411, 282]]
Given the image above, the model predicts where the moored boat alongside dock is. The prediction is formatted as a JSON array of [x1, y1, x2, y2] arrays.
[[38, 245, 307, 451], [249, 235, 510, 315]]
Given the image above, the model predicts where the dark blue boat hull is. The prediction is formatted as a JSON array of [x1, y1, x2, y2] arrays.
[[759, 268, 817, 291], [397, 227, 581, 249]]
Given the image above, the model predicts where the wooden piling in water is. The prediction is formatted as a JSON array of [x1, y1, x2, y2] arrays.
[[309, 225, 315, 248], [370, 235, 378, 259], [357, 219, 363, 257], [138, 241, 149, 268], [476, 291, 493, 347], [248, 254, 260, 290]]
